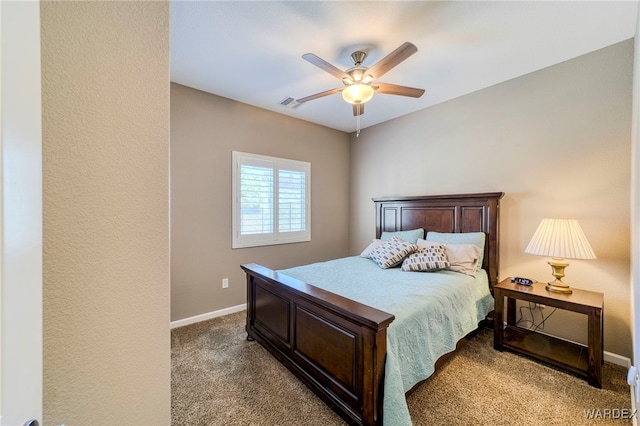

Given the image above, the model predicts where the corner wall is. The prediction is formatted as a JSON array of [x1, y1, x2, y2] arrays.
[[170, 83, 351, 321], [41, 2, 170, 424], [350, 40, 633, 358]]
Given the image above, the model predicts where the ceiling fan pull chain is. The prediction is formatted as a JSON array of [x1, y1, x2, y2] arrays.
[[356, 104, 361, 137]]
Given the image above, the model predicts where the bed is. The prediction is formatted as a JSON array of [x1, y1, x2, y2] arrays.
[[241, 192, 503, 425]]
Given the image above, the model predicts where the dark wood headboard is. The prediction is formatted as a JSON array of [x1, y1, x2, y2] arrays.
[[373, 192, 504, 285]]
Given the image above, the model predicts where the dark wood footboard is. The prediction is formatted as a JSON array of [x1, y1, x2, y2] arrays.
[[241, 263, 395, 426]]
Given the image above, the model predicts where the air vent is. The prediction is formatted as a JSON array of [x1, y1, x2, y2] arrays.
[[279, 97, 301, 109]]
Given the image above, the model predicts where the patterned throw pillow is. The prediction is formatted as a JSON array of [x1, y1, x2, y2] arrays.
[[369, 237, 417, 269], [401, 245, 450, 272]]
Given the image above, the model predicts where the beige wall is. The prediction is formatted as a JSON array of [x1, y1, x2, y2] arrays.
[[41, 2, 170, 424], [350, 40, 633, 358], [170, 83, 351, 321]]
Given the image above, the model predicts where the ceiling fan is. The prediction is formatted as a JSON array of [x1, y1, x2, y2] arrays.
[[286, 42, 425, 117]]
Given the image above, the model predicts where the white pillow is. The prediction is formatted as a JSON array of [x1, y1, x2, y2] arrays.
[[425, 231, 486, 271], [360, 239, 383, 258], [444, 243, 482, 276], [417, 239, 481, 277], [369, 237, 417, 269]]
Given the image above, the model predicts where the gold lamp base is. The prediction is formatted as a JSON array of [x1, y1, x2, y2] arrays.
[[545, 279, 573, 294], [545, 257, 573, 294]]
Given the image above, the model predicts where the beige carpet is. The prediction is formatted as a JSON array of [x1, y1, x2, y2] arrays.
[[172, 311, 632, 425]]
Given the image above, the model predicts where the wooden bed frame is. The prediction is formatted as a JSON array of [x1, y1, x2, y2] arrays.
[[241, 192, 503, 426]]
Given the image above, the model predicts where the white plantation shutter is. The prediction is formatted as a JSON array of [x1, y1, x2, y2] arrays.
[[278, 168, 306, 233], [232, 152, 310, 248], [239, 163, 274, 235]]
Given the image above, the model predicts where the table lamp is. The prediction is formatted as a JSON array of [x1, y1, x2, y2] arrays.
[[524, 218, 596, 294]]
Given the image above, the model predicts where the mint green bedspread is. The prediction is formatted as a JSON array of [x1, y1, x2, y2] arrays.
[[280, 256, 494, 426]]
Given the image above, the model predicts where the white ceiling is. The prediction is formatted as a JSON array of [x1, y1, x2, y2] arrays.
[[171, 1, 638, 133]]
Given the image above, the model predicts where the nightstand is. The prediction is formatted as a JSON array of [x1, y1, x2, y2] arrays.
[[493, 278, 604, 388]]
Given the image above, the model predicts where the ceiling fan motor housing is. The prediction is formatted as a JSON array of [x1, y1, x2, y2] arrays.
[[350, 51, 367, 66]]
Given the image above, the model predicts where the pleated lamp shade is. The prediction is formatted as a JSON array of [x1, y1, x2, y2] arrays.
[[524, 218, 595, 294], [525, 219, 596, 260]]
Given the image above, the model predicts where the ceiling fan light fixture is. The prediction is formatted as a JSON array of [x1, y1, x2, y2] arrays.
[[342, 83, 374, 104]]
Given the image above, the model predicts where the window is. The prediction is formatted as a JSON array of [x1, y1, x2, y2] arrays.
[[232, 151, 310, 248]]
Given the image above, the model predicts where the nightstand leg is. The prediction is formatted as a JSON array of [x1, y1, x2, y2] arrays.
[[588, 307, 603, 388], [506, 298, 516, 326], [494, 290, 504, 350]]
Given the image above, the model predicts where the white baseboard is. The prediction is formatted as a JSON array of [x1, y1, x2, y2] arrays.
[[604, 350, 631, 368], [170, 304, 246, 329]]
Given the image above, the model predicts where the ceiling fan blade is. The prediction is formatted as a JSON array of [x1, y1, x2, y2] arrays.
[[367, 42, 418, 80], [302, 53, 350, 80], [374, 83, 425, 98], [296, 88, 342, 104], [352, 103, 364, 116]]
